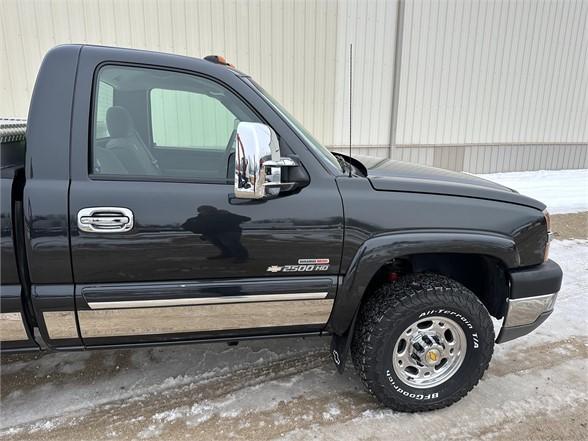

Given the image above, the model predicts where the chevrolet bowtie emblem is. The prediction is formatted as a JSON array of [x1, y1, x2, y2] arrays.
[[266, 265, 283, 273]]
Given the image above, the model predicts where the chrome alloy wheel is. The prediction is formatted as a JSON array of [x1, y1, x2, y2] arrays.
[[392, 316, 467, 389]]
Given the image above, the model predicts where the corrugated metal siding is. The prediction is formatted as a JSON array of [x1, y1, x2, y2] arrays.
[[334, 143, 588, 172], [0, 0, 399, 148], [1, 0, 587, 172], [0, 0, 340, 147], [460, 142, 588, 173], [396, 0, 588, 144], [331, 0, 399, 147]]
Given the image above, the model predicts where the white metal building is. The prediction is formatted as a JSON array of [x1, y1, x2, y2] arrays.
[[1, 0, 587, 172]]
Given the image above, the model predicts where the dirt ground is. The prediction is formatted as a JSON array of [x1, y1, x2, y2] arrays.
[[1, 220, 587, 440], [3, 336, 587, 441], [551, 211, 588, 240]]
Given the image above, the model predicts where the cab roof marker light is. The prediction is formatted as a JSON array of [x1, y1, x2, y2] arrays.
[[204, 55, 235, 68]]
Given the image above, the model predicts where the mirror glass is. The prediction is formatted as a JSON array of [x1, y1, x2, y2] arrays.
[[234, 122, 280, 199]]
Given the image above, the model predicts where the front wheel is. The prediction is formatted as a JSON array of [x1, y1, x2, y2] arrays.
[[351, 273, 494, 412]]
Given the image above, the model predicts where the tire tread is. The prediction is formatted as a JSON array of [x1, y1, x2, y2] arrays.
[[350, 273, 494, 412]]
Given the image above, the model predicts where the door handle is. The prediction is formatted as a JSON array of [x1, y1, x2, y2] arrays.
[[77, 207, 134, 233]]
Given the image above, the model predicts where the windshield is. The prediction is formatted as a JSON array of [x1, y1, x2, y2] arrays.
[[245, 79, 344, 173]]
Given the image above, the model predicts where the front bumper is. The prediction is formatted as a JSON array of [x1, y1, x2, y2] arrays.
[[496, 259, 563, 343]]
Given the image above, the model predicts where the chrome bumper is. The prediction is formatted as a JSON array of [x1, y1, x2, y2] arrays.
[[502, 293, 558, 328], [496, 293, 557, 343], [496, 259, 562, 343]]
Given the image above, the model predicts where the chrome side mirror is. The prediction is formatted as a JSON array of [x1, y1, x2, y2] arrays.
[[234, 122, 296, 199]]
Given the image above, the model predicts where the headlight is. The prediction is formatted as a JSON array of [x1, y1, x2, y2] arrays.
[[543, 209, 552, 261]]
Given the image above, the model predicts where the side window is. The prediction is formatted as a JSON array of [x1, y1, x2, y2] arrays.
[[92, 65, 260, 181], [150, 89, 236, 150], [95, 81, 113, 139]]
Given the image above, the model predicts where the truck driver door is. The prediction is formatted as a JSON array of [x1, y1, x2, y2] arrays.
[[68, 52, 343, 346]]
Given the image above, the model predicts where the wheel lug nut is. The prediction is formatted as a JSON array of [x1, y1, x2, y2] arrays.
[[413, 343, 425, 352]]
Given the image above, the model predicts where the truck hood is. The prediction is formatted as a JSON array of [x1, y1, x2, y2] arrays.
[[352, 155, 546, 211]]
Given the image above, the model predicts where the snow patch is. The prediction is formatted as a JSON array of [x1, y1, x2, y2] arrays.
[[476, 169, 588, 214], [322, 404, 341, 420]]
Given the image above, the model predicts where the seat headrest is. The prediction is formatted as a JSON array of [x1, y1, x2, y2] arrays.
[[106, 106, 135, 138]]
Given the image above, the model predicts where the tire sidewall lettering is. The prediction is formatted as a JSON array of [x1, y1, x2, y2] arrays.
[[385, 369, 439, 400], [380, 307, 483, 401], [419, 308, 480, 349]]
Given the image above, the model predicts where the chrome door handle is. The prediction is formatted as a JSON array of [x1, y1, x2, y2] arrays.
[[77, 207, 134, 233]]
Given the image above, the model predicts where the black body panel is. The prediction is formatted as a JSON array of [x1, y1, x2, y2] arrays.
[[360, 156, 546, 211], [69, 181, 343, 283], [335, 178, 548, 272], [509, 259, 563, 299], [24, 45, 79, 285], [1, 142, 38, 350], [1, 175, 19, 285], [79, 276, 338, 305], [82, 329, 324, 349], [328, 177, 549, 335]]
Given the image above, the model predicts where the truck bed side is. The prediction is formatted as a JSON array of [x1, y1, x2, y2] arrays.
[[0, 122, 37, 350]]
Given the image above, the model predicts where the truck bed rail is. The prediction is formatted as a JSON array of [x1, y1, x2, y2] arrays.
[[0, 118, 27, 144]]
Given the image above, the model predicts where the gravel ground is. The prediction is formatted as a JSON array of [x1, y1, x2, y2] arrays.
[[1, 227, 586, 441]]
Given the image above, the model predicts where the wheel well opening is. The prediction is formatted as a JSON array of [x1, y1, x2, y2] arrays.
[[366, 254, 508, 319]]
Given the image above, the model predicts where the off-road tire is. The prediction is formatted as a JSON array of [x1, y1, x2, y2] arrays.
[[351, 273, 494, 412]]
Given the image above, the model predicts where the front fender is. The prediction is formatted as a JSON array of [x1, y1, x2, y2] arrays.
[[327, 231, 518, 335]]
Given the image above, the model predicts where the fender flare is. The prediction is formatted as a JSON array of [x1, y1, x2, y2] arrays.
[[327, 230, 518, 336]]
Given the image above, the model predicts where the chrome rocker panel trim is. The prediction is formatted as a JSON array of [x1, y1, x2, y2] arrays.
[[87, 292, 329, 309], [42, 311, 79, 339], [79, 298, 334, 337], [0, 312, 29, 341]]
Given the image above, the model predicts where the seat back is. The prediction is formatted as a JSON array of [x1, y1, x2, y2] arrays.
[[93, 145, 128, 174], [105, 106, 160, 176]]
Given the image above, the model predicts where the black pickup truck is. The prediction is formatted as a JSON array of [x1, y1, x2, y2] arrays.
[[1, 45, 562, 412]]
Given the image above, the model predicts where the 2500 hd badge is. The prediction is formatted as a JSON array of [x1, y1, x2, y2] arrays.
[[267, 258, 331, 273]]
